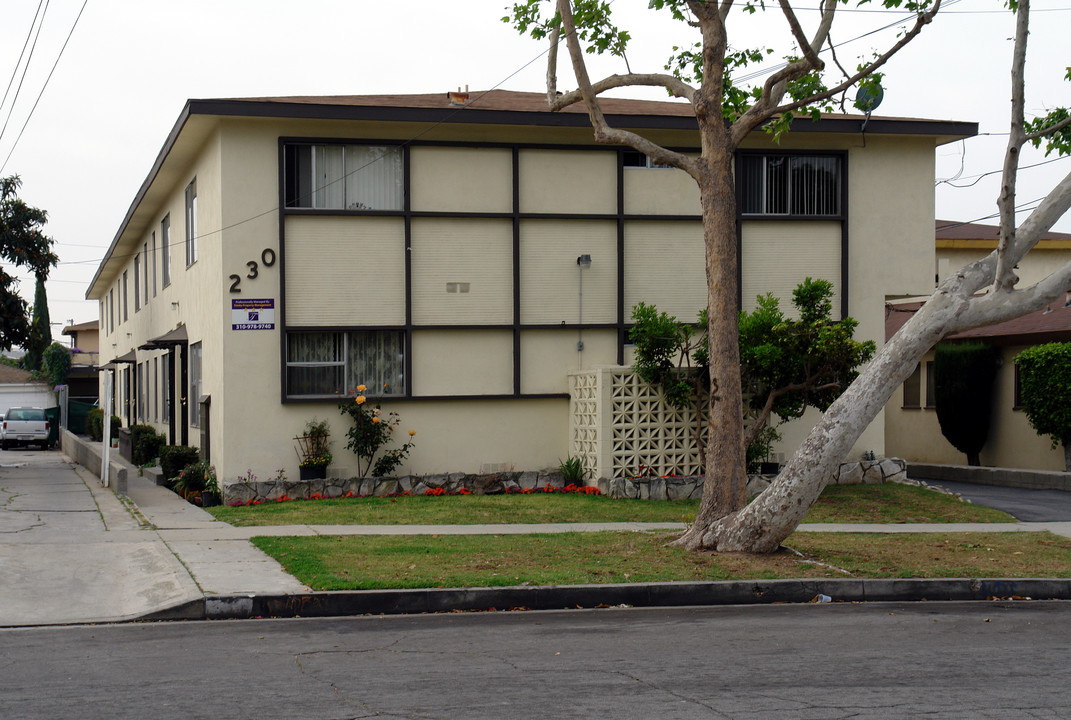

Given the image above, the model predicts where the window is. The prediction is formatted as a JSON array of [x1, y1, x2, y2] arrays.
[[902, 363, 921, 409], [1014, 363, 1023, 410], [151, 232, 157, 297], [189, 342, 202, 427], [925, 361, 936, 409], [143, 242, 149, 302], [161, 215, 171, 287], [137, 362, 145, 422], [286, 330, 405, 398], [108, 290, 114, 333], [623, 150, 672, 169], [122, 271, 128, 322], [739, 154, 841, 216], [284, 144, 404, 210], [134, 254, 141, 311], [185, 180, 198, 267]]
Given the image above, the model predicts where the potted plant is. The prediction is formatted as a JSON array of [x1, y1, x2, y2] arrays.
[[296, 418, 332, 480], [173, 460, 218, 506]]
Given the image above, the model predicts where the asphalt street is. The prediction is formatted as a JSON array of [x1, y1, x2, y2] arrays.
[[1, 602, 1069, 719], [920, 478, 1071, 521]]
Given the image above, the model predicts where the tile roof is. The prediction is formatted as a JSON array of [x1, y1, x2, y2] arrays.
[[886, 300, 1071, 346], [0, 363, 35, 384], [936, 219, 1071, 242]]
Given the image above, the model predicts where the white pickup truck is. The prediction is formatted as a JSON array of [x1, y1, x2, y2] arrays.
[[1, 407, 51, 450]]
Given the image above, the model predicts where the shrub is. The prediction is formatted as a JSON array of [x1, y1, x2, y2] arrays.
[[934, 342, 1000, 466], [130, 425, 166, 465], [339, 384, 415, 477], [173, 460, 218, 498], [86, 409, 121, 442], [1015, 343, 1071, 470], [42, 342, 72, 388], [558, 456, 587, 485], [160, 445, 201, 481]]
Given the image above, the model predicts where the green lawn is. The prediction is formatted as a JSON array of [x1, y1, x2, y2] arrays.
[[252, 530, 1071, 591], [208, 482, 1015, 526]]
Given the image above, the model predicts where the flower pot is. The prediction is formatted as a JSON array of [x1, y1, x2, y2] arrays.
[[201, 491, 220, 508], [299, 465, 327, 481]]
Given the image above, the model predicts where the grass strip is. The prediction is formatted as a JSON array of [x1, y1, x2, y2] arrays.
[[210, 482, 1014, 527], [251, 530, 1070, 591]]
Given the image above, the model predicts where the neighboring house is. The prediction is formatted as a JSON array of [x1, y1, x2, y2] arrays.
[[885, 300, 1071, 471], [0, 363, 54, 414], [936, 219, 1071, 287], [86, 90, 973, 486], [61, 320, 100, 404]]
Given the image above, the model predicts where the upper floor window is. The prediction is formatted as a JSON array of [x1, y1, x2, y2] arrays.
[[286, 329, 405, 398], [134, 254, 141, 312], [185, 180, 198, 267], [122, 271, 129, 322], [161, 215, 171, 287], [284, 144, 403, 211], [739, 154, 841, 217], [150, 233, 157, 297], [623, 150, 672, 169]]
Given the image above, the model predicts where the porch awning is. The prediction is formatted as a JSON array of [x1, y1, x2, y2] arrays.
[[109, 350, 136, 364], [143, 325, 189, 349]]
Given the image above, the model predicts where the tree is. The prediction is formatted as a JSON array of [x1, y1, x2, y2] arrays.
[[509, 0, 1071, 552], [22, 274, 52, 371], [1014, 343, 1071, 471], [0, 176, 57, 352], [933, 342, 999, 466]]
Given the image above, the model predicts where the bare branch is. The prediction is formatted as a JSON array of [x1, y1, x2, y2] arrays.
[[995, 0, 1032, 291], [555, 0, 700, 177], [548, 73, 696, 111], [546, 25, 560, 105], [778, 0, 835, 70]]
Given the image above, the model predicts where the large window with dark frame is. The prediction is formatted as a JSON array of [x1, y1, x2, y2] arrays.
[[738, 154, 842, 216], [185, 180, 198, 267], [284, 143, 404, 211], [161, 215, 171, 287], [189, 342, 202, 427], [133, 254, 141, 312], [286, 330, 405, 398]]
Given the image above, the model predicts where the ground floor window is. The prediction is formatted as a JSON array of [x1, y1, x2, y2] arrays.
[[286, 330, 405, 398]]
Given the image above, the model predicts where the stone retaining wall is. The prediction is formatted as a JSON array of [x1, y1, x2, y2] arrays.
[[221, 457, 907, 505], [596, 457, 908, 501], [223, 469, 567, 506]]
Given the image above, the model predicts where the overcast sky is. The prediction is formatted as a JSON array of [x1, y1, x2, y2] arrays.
[[1, 0, 1069, 342]]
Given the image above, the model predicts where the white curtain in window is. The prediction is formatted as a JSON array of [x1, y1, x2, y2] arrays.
[[347, 331, 404, 395], [314, 145, 346, 209], [345, 145, 403, 211]]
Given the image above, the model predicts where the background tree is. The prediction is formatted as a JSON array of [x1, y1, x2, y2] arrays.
[[933, 342, 1000, 466], [22, 274, 52, 371], [0, 176, 57, 352], [510, 0, 1070, 552], [1014, 343, 1071, 471]]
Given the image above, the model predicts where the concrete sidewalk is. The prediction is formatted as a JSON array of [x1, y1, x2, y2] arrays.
[[4, 448, 1071, 627]]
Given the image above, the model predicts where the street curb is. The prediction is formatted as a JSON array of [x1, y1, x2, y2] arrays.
[[138, 578, 1071, 622]]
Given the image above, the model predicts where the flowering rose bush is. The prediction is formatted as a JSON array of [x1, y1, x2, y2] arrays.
[[339, 384, 416, 478]]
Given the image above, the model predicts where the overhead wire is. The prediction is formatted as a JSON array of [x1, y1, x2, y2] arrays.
[[0, 0, 50, 149]]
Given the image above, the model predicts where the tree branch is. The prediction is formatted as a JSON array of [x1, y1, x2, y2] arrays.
[[1025, 114, 1071, 143], [546, 24, 560, 105], [547, 72, 696, 110], [995, 0, 1031, 291], [554, 0, 700, 177]]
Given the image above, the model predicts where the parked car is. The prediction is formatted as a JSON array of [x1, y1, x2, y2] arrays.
[[2, 407, 51, 450]]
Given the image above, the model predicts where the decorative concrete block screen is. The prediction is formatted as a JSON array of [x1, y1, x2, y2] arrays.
[[569, 367, 704, 481]]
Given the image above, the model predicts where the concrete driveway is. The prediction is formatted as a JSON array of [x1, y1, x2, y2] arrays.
[[919, 477, 1071, 522], [0, 448, 201, 625]]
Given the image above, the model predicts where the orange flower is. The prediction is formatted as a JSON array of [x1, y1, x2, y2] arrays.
[[408, 429, 416, 436], [356, 395, 366, 405], [372, 417, 380, 424], [357, 384, 366, 392]]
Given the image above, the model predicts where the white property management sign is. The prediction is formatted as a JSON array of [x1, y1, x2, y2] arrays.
[[231, 298, 275, 330]]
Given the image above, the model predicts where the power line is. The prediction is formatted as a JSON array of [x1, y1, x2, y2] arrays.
[[0, 0, 89, 175], [938, 155, 1069, 188], [0, 0, 50, 148], [0, 0, 46, 122]]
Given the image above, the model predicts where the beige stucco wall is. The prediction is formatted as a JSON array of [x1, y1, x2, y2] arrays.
[[938, 246, 1071, 288], [623, 165, 701, 215], [285, 216, 406, 326], [521, 329, 619, 394], [411, 330, 514, 396], [410, 146, 513, 213], [624, 221, 706, 320], [519, 219, 618, 325], [411, 218, 513, 325], [740, 220, 842, 317], [519, 149, 617, 214], [884, 347, 1064, 471]]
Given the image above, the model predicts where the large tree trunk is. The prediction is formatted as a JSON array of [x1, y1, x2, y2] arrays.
[[673, 132, 748, 547]]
